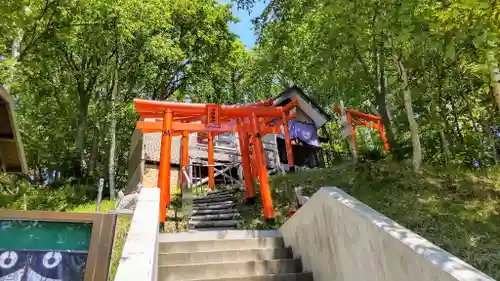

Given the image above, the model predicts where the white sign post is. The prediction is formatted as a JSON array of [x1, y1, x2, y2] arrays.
[[339, 100, 357, 160], [96, 178, 104, 212]]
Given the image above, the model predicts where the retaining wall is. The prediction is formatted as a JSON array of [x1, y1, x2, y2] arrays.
[[114, 188, 160, 281], [279, 187, 494, 281]]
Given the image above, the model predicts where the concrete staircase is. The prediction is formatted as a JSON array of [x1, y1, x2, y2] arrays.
[[188, 188, 242, 231], [158, 230, 313, 281]]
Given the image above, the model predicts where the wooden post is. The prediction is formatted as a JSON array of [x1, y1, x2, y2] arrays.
[[249, 136, 258, 180], [180, 131, 189, 189], [377, 120, 390, 152], [250, 113, 275, 220], [346, 112, 358, 152], [208, 132, 215, 189], [237, 119, 255, 202], [281, 112, 295, 172], [158, 110, 173, 227]]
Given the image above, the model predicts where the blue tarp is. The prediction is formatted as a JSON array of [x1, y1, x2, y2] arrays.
[[277, 119, 320, 147]]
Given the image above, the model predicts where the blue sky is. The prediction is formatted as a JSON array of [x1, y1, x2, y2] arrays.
[[220, 0, 267, 48]]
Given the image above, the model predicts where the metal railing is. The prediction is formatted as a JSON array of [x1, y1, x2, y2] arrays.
[[180, 159, 243, 214], [181, 160, 242, 189]]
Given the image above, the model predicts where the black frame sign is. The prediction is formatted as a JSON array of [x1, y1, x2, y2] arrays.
[[0, 211, 117, 281]]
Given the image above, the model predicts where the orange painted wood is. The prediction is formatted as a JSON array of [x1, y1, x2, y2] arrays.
[[133, 97, 299, 223], [221, 107, 284, 118], [135, 98, 279, 116], [237, 119, 255, 199], [250, 113, 275, 219], [334, 106, 381, 121], [206, 104, 221, 125], [158, 110, 173, 223], [135, 99, 207, 114], [249, 136, 258, 180], [377, 120, 390, 152], [281, 112, 295, 168], [208, 132, 215, 190], [180, 131, 189, 187], [352, 120, 379, 129], [280, 99, 298, 113], [136, 121, 162, 131], [172, 122, 236, 132]]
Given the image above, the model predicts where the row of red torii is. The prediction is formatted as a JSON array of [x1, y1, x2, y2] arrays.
[[133, 98, 389, 226]]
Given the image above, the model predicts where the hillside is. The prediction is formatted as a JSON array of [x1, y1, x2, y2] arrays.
[[239, 161, 500, 280]]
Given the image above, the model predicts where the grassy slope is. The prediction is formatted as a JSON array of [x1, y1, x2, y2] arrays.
[[239, 161, 500, 279], [68, 201, 131, 281]]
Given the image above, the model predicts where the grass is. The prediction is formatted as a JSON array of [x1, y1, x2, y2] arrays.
[[68, 200, 132, 281], [238, 160, 500, 279], [69, 194, 189, 281]]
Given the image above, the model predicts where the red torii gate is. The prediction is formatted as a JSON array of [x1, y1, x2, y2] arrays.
[[133, 98, 297, 228], [334, 106, 389, 152]]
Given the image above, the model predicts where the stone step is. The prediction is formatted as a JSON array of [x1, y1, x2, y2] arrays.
[[159, 237, 284, 253], [194, 196, 234, 204], [174, 272, 314, 281], [193, 200, 235, 207], [206, 190, 237, 196], [158, 247, 293, 265], [206, 188, 239, 196], [188, 220, 241, 229], [191, 209, 239, 215], [188, 227, 237, 233], [192, 203, 236, 210], [158, 259, 303, 281], [190, 213, 240, 221]]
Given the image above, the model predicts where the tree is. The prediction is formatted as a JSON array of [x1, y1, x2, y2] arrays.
[[245, 0, 500, 168], [1, 0, 243, 192]]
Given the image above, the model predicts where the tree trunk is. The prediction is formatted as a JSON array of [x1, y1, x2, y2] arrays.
[[3, 29, 24, 92], [74, 99, 89, 177], [11, 29, 23, 58], [431, 100, 451, 163], [108, 67, 118, 200], [394, 54, 422, 170], [482, 122, 499, 165], [375, 40, 398, 155], [487, 50, 500, 112], [439, 129, 452, 163], [88, 126, 99, 178]]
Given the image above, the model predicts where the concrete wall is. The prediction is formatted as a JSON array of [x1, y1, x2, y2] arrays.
[[142, 164, 180, 193], [279, 187, 494, 281], [114, 188, 160, 281], [126, 128, 144, 193]]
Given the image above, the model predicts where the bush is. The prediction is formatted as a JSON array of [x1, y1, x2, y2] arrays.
[[6, 183, 96, 211]]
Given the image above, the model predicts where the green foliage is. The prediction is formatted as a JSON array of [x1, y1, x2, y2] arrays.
[[249, 0, 500, 167], [70, 200, 115, 213], [0, 0, 248, 193], [5, 183, 96, 211]]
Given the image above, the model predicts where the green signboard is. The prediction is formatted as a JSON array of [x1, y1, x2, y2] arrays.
[[0, 211, 116, 281], [0, 220, 91, 281]]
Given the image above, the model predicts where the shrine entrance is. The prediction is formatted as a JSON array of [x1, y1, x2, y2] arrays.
[[133, 98, 297, 228], [335, 105, 390, 153]]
